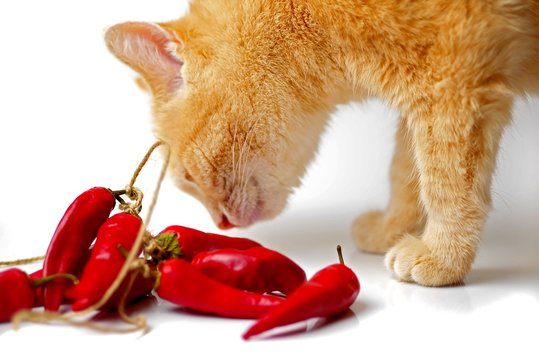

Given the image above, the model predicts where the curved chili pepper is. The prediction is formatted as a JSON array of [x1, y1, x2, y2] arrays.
[[157, 258, 284, 319], [43, 187, 115, 311], [191, 247, 306, 295], [242, 255, 360, 339], [64, 212, 143, 311], [152, 225, 261, 262]]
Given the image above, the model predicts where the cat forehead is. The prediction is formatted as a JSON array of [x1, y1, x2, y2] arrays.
[[171, 2, 276, 61]]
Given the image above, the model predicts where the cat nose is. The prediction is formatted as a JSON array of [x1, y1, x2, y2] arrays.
[[218, 213, 235, 230], [217, 177, 262, 228]]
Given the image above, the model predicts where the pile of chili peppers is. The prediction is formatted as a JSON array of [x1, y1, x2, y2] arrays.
[[0, 187, 360, 339]]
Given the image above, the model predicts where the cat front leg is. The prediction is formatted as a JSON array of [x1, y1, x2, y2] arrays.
[[385, 94, 512, 286], [353, 116, 425, 254]]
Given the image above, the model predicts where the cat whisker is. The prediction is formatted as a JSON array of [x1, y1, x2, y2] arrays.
[[231, 119, 239, 186], [236, 126, 251, 185], [239, 160, 259, 195], [236, 118, 258, 187]]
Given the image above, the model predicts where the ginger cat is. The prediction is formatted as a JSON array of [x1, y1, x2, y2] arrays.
[[105, 0, 539, 286]]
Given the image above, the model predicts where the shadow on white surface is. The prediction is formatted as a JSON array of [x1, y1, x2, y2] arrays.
[[149, 295, 375, 341], [468, 266, 539, 289], [243, 309, 358, 341], [240, 198, 538, 318]]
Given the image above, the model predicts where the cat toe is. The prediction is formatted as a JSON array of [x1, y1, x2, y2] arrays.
[[386, 235, 467, 287], [385, 234, 427, 282]]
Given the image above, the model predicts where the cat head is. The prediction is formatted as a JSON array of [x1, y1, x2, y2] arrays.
[[105, 2, 343, 229]]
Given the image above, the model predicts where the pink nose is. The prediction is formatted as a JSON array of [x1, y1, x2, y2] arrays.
[[218, 214, 235, 230]]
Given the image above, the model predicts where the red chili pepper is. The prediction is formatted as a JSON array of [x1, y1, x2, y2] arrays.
[[153, 225, 261, 261], [43, 187, 115, 311], [1, 268, 78, 323], [101, 270, 155, 310], [191, 247, 306, 295], [31, 247, 93, 308], [242, 248, 360, 340], [28, 269, 44, 307], [64, 212, 143, 311], [29, 261, 151, 311], [0, 269, 35, 322], [156, 258, 284, 319]]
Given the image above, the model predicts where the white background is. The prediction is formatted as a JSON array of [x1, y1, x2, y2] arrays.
[[0, 1, 538, 359]]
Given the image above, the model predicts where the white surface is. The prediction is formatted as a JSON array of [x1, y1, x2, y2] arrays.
[[0, 1, 538, 359]]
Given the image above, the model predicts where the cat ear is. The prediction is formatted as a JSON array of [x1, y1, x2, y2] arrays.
[[105, 22, 183, 96]]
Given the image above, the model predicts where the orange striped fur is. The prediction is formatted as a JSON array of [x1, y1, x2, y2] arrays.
[[106, 0, 539, 286]]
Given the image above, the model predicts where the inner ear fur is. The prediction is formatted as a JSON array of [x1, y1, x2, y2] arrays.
[[105, 21, 183, 96]]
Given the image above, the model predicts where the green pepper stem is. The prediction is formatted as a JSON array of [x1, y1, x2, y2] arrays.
[[30, 273, 79, 287], [337, 245, 345, 265], [110, 189, 127, 197]]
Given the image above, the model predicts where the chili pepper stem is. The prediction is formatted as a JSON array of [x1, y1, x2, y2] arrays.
[[336, 245, 344, 265], [146, 233, 182, 263], [110, 189, 127, 197], [31, 273, 79, 287]]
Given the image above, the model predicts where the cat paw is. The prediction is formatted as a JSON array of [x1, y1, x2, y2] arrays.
[[353, 211, 390, 253], [352, 210, 416, 254], [385, 235, 467, 286]]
